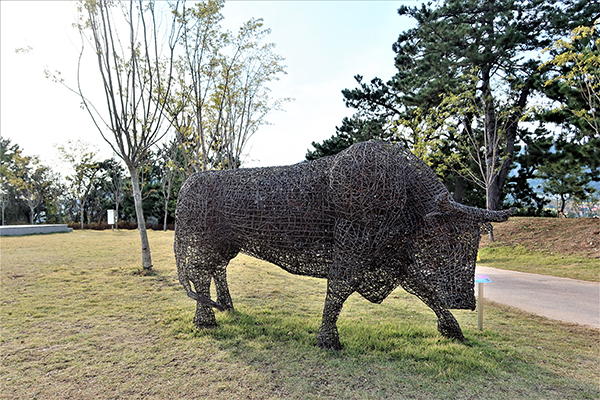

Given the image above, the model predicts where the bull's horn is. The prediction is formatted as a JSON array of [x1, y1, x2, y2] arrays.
[[434, 192, 515, 222]]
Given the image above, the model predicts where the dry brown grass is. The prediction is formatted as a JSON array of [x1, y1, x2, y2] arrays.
[[483, 217, 600, 258], [1, 230, 598, 399], [478, 217, 600, 281]]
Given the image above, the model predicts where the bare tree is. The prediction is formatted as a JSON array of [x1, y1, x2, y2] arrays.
[[5, 150, 52, 225], [436, 71, 533, 241], [169, 0, 223, 174], [101, 158, 126, 228], [168, 1, 288, 175], [213, 19, 289, 169], [65, 0, 182, 270], [57, 139, 100, 230], [156, 139, 178, 231]]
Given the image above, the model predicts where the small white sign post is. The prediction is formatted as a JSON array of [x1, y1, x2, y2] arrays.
[[107, 209, 115, 231], [475, 274, 492, 331]]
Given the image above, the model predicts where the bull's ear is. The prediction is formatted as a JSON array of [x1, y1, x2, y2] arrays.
[[434, 192, 455, 213]]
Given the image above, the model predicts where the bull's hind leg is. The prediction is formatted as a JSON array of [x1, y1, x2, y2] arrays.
[[190, 261, 236, 329], [213, 266, 234, 311], [190, 273, 218, 329], [317, 275, 357, 350]]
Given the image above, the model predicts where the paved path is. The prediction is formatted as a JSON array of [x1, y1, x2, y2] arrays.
[[475, 266, 600, 329]]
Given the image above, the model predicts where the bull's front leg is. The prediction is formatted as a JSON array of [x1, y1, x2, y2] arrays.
[[317, 277, 356, 350], [435, 310, 464, 341]]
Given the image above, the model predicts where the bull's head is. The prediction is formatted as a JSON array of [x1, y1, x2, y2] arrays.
[[409, 192, 514, 310]]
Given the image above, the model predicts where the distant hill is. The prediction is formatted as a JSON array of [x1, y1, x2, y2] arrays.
[[528, 178, 600, 194], [481, 217, 600, 259]]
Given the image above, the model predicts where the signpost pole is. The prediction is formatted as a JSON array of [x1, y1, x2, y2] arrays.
[[478, 282, 484, 331], [475, 274, 492, 332]]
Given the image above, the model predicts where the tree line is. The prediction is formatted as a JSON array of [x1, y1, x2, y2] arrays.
[[2, 0, 597, 271], [307, 0, 599, 219], [0, 137, 184, 229], [41, 0, 290, 270]]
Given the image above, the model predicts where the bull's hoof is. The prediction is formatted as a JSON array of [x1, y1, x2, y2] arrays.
[[316, 327, 342, 350], [442, 331, 466, 342], [217, 300, 234, 312], [317, 337, 343, 351], [194, 322, 218, 330], [193, 314, 218, 330], [437, 318, 465, 342]]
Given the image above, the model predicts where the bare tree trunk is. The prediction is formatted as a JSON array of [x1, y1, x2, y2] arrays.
[[486, 180, 500, 243], [80, 203, 84, 230], [163, 196, 169, 231], [1, 193, 5, 226], [129, 166, 152, 270], [163, 178, 171, 231], [559, 193, 566, 217], [485, 176, 495, 242], [453, 175, 464, 204], [115, 202, 119, 230], [162, 167, 172, 231]]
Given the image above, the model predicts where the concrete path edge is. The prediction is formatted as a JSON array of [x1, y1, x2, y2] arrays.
[[475, 265, 600, 330]]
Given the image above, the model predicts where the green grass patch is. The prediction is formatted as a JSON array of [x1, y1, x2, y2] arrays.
[[1, 230, 599, 399], [479, 244, 600, 281]]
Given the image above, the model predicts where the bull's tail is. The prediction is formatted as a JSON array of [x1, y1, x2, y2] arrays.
[[176, 257, 227, 312], [175, 236, 226, 312], [186, 290, 227, 311], [177, 265, 227, 312]]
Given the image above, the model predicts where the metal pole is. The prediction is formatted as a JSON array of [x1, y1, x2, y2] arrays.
[[478, 282, 484, 331]]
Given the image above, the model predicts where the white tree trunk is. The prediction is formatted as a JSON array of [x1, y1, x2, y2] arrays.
[[115, 202, 119, 230], [129, 166, 152, 270], [163, 197, 169, 232], [80, 202, 84, 230]]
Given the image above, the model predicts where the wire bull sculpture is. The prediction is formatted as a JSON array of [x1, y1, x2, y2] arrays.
[[174, 141, 513, 349]]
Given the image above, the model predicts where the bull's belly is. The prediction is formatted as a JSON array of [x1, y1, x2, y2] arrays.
[[240, 240, 334, 279]]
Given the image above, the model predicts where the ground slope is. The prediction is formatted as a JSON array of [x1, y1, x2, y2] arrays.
[[482, 217, 600, 258]]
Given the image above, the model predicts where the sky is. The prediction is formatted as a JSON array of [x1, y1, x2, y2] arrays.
[[1, 0, 420, 173]]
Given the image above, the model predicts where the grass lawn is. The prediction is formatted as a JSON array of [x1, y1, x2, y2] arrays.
[[478, 245, 599, 281], [1, 230, 599, 399]]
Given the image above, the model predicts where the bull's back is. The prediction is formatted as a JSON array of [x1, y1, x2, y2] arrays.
[[176, 160, 336, 277]]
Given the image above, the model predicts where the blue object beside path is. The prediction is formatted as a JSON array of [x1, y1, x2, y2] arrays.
[[475, 274, 493, 283]]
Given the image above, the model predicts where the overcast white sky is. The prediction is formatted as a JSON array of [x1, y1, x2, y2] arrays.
[[1, 0, 420, 172]]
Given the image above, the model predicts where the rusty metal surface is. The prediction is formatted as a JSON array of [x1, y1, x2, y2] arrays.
[[174, 141, 513, 349]]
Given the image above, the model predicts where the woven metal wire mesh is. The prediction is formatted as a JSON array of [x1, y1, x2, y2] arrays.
[[174, 141, 513, 348]]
